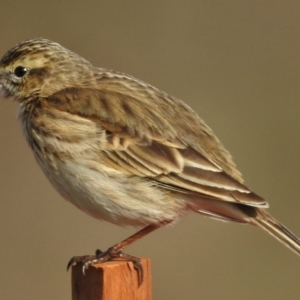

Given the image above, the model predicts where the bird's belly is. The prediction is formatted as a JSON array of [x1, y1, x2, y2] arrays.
[[37, 156, 186, 226]]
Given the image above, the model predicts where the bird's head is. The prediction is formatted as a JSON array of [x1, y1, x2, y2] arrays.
[[0, 38, 93, 102]]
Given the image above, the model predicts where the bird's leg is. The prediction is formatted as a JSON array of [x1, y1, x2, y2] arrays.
[[67, 220, 171, 285]]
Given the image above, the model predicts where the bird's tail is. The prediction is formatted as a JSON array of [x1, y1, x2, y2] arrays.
[[185, 193, 300, 256], [252, 209, 300, 256]]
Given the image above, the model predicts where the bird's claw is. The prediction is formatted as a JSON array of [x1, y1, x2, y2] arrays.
[[67, 248, 144, 285]]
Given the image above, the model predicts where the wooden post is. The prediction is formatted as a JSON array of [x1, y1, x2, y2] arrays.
[[71, 258, 152, 300]]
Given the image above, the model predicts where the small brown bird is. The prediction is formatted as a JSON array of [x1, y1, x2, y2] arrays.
[[0, 38, 299, 281]]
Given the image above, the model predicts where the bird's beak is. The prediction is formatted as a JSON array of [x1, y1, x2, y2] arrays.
[[0, 74, 3, 89], [0, 69, 4, 84], [0, 72, 6, 98]]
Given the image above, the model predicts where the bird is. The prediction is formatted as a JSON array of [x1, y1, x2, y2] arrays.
[[0, 38, 299, 283]]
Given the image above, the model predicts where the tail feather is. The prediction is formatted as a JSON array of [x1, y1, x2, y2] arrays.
[[253, 209, 300, 256], [184, 193, 300, 256]]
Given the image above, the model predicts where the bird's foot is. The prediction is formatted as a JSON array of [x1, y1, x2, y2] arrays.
[[67, 247, 143, 285]]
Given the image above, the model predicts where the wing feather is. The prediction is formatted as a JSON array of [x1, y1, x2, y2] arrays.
[[45, 80, 267, 208]]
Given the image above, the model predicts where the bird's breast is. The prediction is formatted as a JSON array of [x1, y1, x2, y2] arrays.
[[17, 105, 186, 226]]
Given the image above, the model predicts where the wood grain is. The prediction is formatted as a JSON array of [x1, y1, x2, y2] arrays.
[[72, 258, 152, 300]]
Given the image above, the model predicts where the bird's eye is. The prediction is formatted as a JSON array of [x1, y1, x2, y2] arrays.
[[14, 66, 28, 78]]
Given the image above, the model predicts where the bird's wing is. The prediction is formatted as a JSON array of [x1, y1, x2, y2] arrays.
[[46, 80, 267, 208]]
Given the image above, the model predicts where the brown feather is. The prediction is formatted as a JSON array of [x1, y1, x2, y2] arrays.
[[1, 38, 299, 258], [46, 86, 244, 182], [41, 87, 268, 208]]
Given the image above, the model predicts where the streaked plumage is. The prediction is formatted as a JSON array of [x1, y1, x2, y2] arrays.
[[0, 38, 299, 275]]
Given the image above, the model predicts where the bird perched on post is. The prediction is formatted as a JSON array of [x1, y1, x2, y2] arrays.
[[0, 38, 299, 282]]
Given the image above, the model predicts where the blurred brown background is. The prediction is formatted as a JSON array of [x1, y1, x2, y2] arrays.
[[1, 1, 300, 299]]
